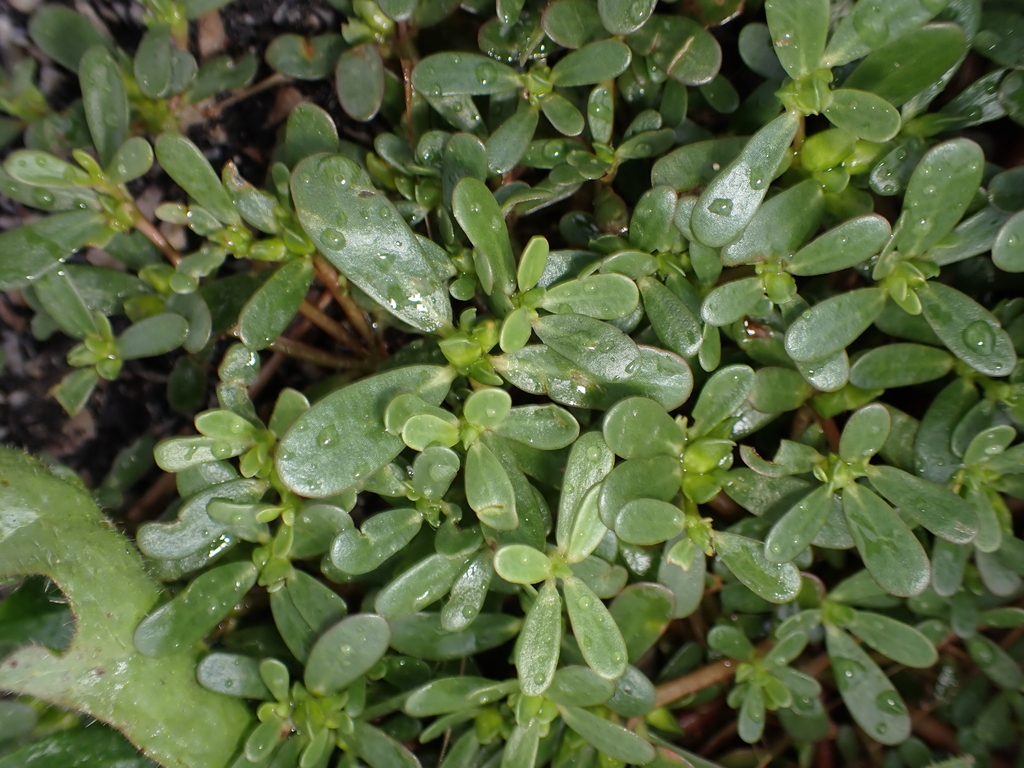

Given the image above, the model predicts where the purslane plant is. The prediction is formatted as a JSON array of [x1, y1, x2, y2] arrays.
[[1, 0, 1024, 766]]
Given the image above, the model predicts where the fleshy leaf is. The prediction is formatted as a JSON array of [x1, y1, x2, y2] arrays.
[[292, 154, 453, 332]]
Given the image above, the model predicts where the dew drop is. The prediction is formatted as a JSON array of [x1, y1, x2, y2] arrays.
[[322, 228, 346, 249], [708, 198, 733, 216], [962, 320, 995, 356], [317, 424, 339, 446], [748, 169, 766, 190], [874, 692, 906, 715]]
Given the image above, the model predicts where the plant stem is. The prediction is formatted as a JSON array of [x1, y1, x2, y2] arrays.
[[267, 337, 357, 369]]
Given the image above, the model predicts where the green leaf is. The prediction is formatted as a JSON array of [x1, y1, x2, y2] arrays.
[[842, 24, 968, 107], [542, 0, 605, 49], [453, 177, 517, 298], [849, 343, 954, 389], [652, 137, 746, 191], [391, 612, 520, 661], [533, 313, 639, 382], [134, 561, 257, 656], [466, 440, 518, 530], [629, 16, 722, 86], [637, 276, 701, 358], [598, 0, 655, 35], [713, 531, 801, 603], [5, 149, 91, 187], [839, 404, 891, 464], [550, 40, 632, 87], [155, 134, 240, 226], [304, 614, 390, 695], [764, 484, 834, 564], [0, 726, 159, 768], [487, 102, 539, 175], [993, 209, 1024, 272], [28, 5, 111, 72], [558, 706, 656, 764], [237, 259, 314, 349], [539, 274, 639, 320], [609, 583, 675, 662], [517, 580, 562, 696], [824, 631, 912, 754], [866, 465, 978, 544], [0, 461, 256, 766], [197, 653, 273, 699], [108, 137, 155, 184], [843, 609, 938, 668], [691, 364, 754, 436], [691, 111, 799, 248], [629, 185, 676, 253], [267, 33, 346, 80], [748, 367, 812, 413], [895, 138, 984, 257], [823, 89, 902, 142], [615, 498, 685, 546], [374, 553, 465, 619], [541, 94, 585, 137], [79, 46, 128, 167], [824, 0, 942, 67], [134, 26, 174, 99], [841, 483, 930, 597], [563, 575, 627, 679], [277, 365, 453, 497], [557, 432, 614, 547], [914, 377, 978, 483], [412, 53, 520, 97], [764, 0, 828, 80], [118, 313, 189, 359], [965, 635, 1024, 690], [496, 404, 580, 450], [785, 288, 887, 363], [603, 396, 685, 460], [700, 277, 765, 327], [0, 210, 108, 290], [335, 44, 385, 122], [494, 544, 551, 584], [291, 154, 452, 332], [719, 178, 824, 267], [737, 684, 766, 743], [330, 507, 422, 574], [917, 282, 1017, 377]]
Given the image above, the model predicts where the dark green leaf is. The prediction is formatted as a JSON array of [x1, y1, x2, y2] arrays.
[[824, 625, 911, 746], [267, 34, 346, 80], [29, 5, 111, 72], [843, 610, 938, 668], [598, 0, 655, 35], [413, 53, 520, 97], [691, 112, 799, 248], [849, 343, 954, 389], [785, 288, 887, 363], [918, 282, 1017, 377], [764, 0, 828, 80], [866, 465, 977, 544], [895, 138, 984, 258], [823, 89, 902, 142], [517, 580, 562, 695], [533, 313, 639, 382], [841, 483, 930, 597], [292, 154, 452, 332], [79, 46, 128, 167], [155, 134, 240, 226], [713, 531, 801, 603], [304, 614, 390, 695], [117, 313, 189, 359], [550, 40, 632, 87], [335, 44, 385, 122], [764, 484, 834, 564], [238, 259, 314, 350], [453, 177, 517, 297], [277, 365, 453, 497], [558, 706, 656, 764], [842, 24, 968, 107]]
